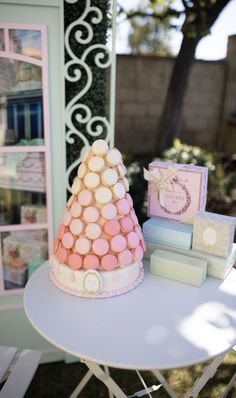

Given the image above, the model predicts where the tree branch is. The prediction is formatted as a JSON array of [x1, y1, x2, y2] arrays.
[[117, 4, 184, 22], [206, 0, 231, 27]]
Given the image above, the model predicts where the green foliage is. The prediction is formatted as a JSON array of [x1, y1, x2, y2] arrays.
[[128, 17, 173, 56], [125, 140, 236, 225], [125, 0, 174, 55], [161, 139, 235, 214]]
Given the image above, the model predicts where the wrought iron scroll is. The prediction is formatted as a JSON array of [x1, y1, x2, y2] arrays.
[[64, 0, 116, 191]]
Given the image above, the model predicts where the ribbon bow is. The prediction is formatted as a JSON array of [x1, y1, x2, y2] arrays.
[[143, 167, 175, 192], [144, 166, 179, 207]]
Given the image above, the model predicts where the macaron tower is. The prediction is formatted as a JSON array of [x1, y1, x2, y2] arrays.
[[50, 139, 146, 297]]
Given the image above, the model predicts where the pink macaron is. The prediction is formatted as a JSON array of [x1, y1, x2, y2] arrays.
[[69, 219, 84, 235], [67, 194, 75, 208], [104, 220, 121, 236], [92, 238, 109, 256], [78, 189, 93, 206], [75, 237, 91, 255], [63, 209, 72, 226], [125, 193, 133, 207], [57, 247, 68, 263], [140, 238, 147, 252], [70, 201, 82, 218], [101, 203, 117, 220], [57, 224, 66, 240], [101, 254, 118, 271], [83, 254, 100, 269], [134, 245, 144, 261], [85, 223, 102, 240], [127, 231, 139, 249], [62, 232, 75, 249], [134, 225, 143, 240], [120, 216, 133, 233], [118, 249, 133, 266], [68, 253, 83, 269], [130, 209, 139, 225], [116, 198, 130, 215], [53, 239, 60, 254], [110, 235, 127, 253], [83, 206, 100, 223]]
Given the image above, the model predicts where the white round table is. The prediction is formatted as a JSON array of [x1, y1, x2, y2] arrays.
[[24, 261, 236, 371]]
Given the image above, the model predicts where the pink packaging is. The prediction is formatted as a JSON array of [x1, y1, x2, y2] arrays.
[[145, 161, 208, 224]]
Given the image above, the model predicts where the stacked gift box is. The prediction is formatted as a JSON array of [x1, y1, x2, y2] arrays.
[[143, 161, 236, 287], [3, 229, 48, 288]]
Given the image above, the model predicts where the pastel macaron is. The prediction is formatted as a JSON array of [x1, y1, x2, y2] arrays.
[[95, 187, 112, 204], [101, 168, 118, 186], [110, 235, 127, 252], [134, 245, 144, 261], [77, 163, 87, 179], [83, 206, 100, 223], [85, 223, 102, 240], [63, 210, 72, 226], [127, 231, 139, 249], [104, 220, 121, 236], [112, 182, 126, 199], [92, 238, 109, 256], [106, 148, 122, 166], [116, 198, 130, 215], [118, 249, 133, 266], [62, 232, 75, 249], [57, 247, 68, 263], [68, 253, 83, 269], [88, 156, 105, 172], [57, 223, 66, 240], [123, 177, 129, 191], [70, 201, 82, 218], [92, 139, 109, 156], [130, 209, 139, 225], [83, 254, 100, 269], [101, 203, 117, 220], [120, 216, 133, 233], [101, 254, 118, 271], [117, 163, 127, 178], [53, 239, 60, 254], [67, 195, 75, 208], [84, 172, 100, 188], [75, 237, 91, 254], [69, 219, 84, 235], [71, 177, 81, 194], [78, 189, 93, 206], [82, 148, 91, 163], [125, 193, 133, 207]]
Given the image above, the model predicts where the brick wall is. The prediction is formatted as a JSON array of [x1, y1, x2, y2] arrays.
[[115, 54, 226, 155]]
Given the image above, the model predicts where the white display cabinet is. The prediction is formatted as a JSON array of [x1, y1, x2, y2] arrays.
[[0, 1, 66, 363], [0, 24, 53, 295]]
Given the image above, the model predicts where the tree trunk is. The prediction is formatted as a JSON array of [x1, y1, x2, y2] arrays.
[[158, 34, 199, 152]]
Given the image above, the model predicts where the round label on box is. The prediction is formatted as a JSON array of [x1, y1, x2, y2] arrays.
[[203, 227, 217, 247], [83, 270, 102, 295]]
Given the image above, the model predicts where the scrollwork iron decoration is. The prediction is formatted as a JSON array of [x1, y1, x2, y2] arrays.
[[64, 0, 116, 191]]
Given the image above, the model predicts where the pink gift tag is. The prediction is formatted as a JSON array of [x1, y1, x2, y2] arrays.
[[146, 161, 208, 224]]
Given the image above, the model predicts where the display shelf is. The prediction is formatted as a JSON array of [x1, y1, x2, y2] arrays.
[[0, 23, 53, 296], [0, 146, 45, 153], [0, 223, 48, 233], [0, 182, 45, 193]]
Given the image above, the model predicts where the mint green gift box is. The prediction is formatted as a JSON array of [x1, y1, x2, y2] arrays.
[[145, 240, 236, 280], [150, 249, 207, 287], [143, 217, 193, 250]]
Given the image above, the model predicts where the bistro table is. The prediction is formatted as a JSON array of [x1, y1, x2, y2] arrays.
[[24, 261, 236, 398]]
